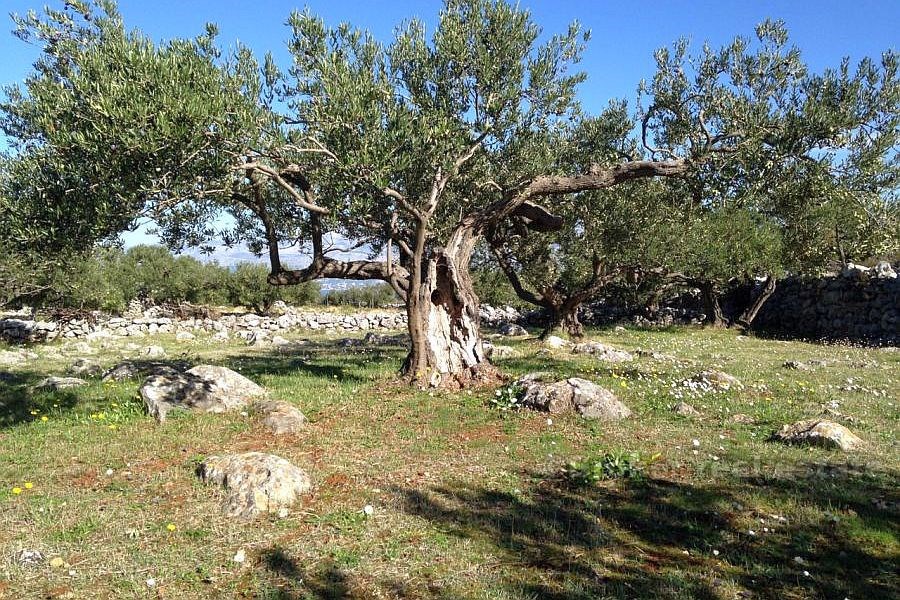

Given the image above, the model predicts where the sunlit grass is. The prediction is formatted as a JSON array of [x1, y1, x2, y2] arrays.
[[0, 326, 897, 599]]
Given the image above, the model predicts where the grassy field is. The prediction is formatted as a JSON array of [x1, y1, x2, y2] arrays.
[[0, 324, 897, 599]]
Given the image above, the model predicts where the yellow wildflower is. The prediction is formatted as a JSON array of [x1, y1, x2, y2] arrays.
[[41, 416, 48, 422], [166, 523, 176, 532], [24, 482, 33, 489], [12, 487, 22, 495]]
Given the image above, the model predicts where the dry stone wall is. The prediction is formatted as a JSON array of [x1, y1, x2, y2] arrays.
[[753, 265, 899, 344], [0, 306, 409, 344], [3, 263, 897, 345]]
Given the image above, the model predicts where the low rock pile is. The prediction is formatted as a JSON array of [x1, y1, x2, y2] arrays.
[[772, 419, 863, 452], [572, 341, 634, 362], [0, 306, 409, 344], [514, 373, 632, 420]]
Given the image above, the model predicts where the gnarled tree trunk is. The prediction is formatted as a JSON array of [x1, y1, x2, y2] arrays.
[[735, 275, 776, 330], [563, 310, 585, 338], [539, 302, 585, 340], [402, 230, 500, 389], [700, 281, 726, 328]]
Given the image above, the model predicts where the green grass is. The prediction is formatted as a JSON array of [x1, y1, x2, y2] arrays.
[[0, 325, 897, 599]]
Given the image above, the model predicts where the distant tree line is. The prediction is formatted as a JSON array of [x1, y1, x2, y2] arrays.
[[0, 245, 327, 313], [321, 284, 400, 309]]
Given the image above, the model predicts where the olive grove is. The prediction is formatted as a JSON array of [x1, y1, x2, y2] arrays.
[[1, 0, 897, 386]]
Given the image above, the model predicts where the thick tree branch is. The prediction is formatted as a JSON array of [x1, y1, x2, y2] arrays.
[[510, 201, 565, 232], [269, 256, 409, 284], [475, 158, 692, 233], [239, 161, 329, 215], [488, 242, 545, 307]]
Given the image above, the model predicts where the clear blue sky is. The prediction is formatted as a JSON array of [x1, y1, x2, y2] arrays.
[[2, 0, 898, 116], [1, 0, 897, 253]]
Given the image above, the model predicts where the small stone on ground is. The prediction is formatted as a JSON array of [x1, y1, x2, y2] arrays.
[[674, 401, 700, 417], [542, 335, 571, 350], [15, 549, 44, 567], [484, 343, 518, 359], [728, 413, 756, 425], [69, 358, 102, 377], [572, 341, 634, 362], [143, 345, 166, 358], [253, 399, 307, 434], [498, 323, 528, 337], [692, 369, 742, 390], [34, 376, 87, 391]]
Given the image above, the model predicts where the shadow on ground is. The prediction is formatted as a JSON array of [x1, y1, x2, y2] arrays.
[[222, 339, 407, 384], [247, 462, 897, 599], [256, 546, 353, 600], [393, 463, 898, 599], [0, 357, 197, 428], [0, 369, 80, 427]]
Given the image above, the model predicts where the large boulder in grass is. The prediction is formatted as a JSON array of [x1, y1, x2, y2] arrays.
[[102, 360, 191, 382], [140, 365, 266, 422], [772, 419, 863, 452], [514, 373, 632, 420], [197, 452, 312, 518]]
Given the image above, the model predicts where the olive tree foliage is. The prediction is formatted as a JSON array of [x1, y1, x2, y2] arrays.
[[641, 21, 898, 265], [641, 24, 898, 325], [0, 0, 286, 255], [225, 263, 320, 313], [487, 20, 898, 333], [487, 179, 676, 338]]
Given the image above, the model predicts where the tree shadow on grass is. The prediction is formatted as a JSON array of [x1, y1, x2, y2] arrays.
[[257, 546, 351, 599], [0, 369, 80, 427], [395, 461, 899, 599], [498, 355, 683, 386], [0, 357, 194, 428], [221, 340, 406, 384]]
